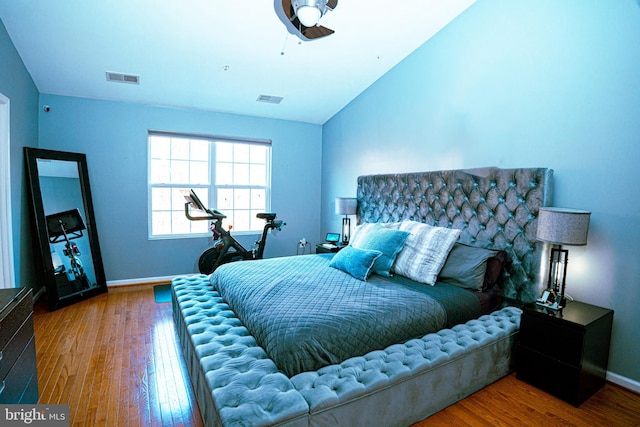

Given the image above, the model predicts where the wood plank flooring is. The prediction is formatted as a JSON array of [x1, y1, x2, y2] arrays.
[[33, 285, 640, 426], [34, 285, 203, 427]]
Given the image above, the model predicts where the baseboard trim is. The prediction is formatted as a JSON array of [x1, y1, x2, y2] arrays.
[[607, 371, 640, 393], [107, 274, 194, 287]]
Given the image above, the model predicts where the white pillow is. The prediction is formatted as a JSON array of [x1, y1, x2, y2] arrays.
[[394, 221, 461, 285]]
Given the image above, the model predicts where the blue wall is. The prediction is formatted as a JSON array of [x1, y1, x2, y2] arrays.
[[38, 94, 322, 280], [322, 0, 640, 385], [0, 18, 40, 294]]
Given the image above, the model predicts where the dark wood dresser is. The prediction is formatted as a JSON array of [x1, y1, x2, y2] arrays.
[[517, 301, 613, 406], [0, 287, 38, 404]]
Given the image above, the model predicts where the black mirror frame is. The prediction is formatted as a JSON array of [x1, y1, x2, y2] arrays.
[[24, 147, 108, 310]]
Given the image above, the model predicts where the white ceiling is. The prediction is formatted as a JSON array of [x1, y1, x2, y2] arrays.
[[0, 0, 476, 124]]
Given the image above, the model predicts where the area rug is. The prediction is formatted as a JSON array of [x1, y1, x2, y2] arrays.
[[153, 284, 172, 303]]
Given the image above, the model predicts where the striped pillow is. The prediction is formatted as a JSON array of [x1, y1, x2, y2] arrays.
[[394, 221, 461, 285]]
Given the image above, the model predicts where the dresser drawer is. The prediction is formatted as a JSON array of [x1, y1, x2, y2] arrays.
[[0, 290, 31, 350], [0, 313, 34, 380], [0, 336, 37, 404]]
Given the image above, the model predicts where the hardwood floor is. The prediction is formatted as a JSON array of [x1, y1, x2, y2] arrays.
[[33, 285, 640, 426], [34, 285, 203, 427]]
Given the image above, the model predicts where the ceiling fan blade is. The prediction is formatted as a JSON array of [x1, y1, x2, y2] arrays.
[[302, 25, 334, 40], [282, 0, 294, 20], [326, 0, 338, 10]]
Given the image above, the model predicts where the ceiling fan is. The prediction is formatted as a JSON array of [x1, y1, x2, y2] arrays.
[[278, 0, 338, 41]]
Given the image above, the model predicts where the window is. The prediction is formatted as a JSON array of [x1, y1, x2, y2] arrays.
[[148, 131, 271, 238]]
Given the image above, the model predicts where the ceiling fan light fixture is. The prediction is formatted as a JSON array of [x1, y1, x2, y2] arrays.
[[296, 5, 322, 27], [292, 0, 327, 27]]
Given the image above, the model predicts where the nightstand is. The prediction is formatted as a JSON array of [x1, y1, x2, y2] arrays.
[[516, 300, 613, 406], [315, 244, 344, 254]]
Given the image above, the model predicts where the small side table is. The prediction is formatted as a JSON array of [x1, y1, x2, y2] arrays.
[[315, 244, 344, 254], [516, 300, 613, 406]]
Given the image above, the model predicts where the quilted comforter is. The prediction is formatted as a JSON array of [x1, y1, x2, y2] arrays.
[[211, 254, 481, 377]]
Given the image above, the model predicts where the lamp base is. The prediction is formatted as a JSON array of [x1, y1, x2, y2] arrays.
[[341, 217, 351, 245], [545, 246, 569, 309]]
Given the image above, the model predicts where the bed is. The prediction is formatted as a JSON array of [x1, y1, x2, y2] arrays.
[[172, 166, 553, 426]]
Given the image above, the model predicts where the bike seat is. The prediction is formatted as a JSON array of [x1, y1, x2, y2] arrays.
[[256, 212, 276, 221]]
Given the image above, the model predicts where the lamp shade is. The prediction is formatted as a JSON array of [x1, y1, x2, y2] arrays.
[[335, 198, 357, 216], [536, 207, 591, 246]]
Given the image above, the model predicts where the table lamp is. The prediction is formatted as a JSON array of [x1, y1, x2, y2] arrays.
[[335, 197, 357, 245], [536, 207, 591, 310]]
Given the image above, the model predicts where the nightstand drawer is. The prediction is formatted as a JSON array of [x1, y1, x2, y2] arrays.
[[518, 345, 594, 406], [519, 313, 584, 366]]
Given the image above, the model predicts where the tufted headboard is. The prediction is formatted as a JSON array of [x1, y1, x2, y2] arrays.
[[356, 167, 554, 303]]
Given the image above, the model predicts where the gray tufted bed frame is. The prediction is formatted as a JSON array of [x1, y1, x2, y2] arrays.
[[172, 167, 553, 426]]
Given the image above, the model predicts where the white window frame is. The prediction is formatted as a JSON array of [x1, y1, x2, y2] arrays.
[[148, 130, 272, 239]]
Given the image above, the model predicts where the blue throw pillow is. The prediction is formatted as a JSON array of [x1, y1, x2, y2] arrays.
[[351, 224, 410, 276], [329, 245, 383, 281]]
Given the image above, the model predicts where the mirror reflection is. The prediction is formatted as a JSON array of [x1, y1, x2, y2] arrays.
[[37, 158, 99, 297]]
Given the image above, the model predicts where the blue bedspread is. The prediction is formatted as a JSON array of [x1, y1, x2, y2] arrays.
[[210, 254, 480, 377]]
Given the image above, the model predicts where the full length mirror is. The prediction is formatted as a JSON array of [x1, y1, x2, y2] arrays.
[[24, 148, 107, 310]]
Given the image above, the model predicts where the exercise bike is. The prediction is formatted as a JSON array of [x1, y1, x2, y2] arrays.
[[182, 189, 286, 274]]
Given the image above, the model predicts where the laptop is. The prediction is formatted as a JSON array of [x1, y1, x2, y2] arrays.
[[321, 232, 340, 249]]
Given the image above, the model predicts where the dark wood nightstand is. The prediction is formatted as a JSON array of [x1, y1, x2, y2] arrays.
[[516, 300, 613, 406], [315, 243, 344, 254]]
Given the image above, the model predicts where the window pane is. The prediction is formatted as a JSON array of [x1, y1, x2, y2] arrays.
[[233, 209, 250, 231], [250, 164, 266, 186], [234, 164, 250, 186], [217, 188, 233, 210], [170, 188, 185, 210], [171, 138, 190, 160], [234, 188, 250, 209], [250, 145, 267, 164], [172, 210, 190, 234], [190, 161, 209, 184], [234, 144, 250, 163], [150, 135, 170, 159], [152, 187, 171, 210], [216, 163, 233, 185], [251, 210, 264, 230], [190, 139, 209, 161], [150, 159, 170, 184], [171, 160, 189, 183], [251, 189, 265, 209], [152, 211, 171, 235], [191, 220, 209, 234], [217, 142, 233, 162]]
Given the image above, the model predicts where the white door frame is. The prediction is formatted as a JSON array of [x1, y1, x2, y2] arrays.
[[0, 92, 15, 289]]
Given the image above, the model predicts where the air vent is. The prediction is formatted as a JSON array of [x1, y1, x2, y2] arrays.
[[106, 71, 140, 85], [256, 95, 284, 104]]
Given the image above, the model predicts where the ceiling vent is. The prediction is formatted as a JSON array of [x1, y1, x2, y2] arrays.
[[106, 71, 140, 85], [256, 95, 284, 104]]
